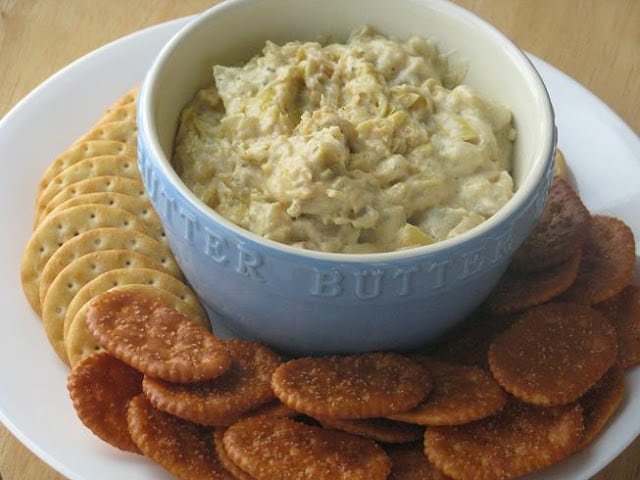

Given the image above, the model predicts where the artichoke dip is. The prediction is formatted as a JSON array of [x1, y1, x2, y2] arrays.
[[172, 27, 516, 253]]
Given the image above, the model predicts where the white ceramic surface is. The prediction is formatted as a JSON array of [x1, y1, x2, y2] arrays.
[[0, 15, 638, 480]]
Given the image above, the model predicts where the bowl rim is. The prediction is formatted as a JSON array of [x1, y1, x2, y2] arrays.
[[138, 0, 556, 264]]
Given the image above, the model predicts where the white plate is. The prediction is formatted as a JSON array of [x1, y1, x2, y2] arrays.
[[1, 16, 639, 480]]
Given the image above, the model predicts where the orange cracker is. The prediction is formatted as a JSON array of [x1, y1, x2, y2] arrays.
[[578, 365, 625, 450], [595, 284, 640, 369], [63, 266, 198, 340], [66, 283, 210, 368], [559, 215, 635, 305], [86, 289, 231, 383], [316, 417, 424, 444], [271, 352, 432, 419], [424, 400, 584, 480], [385, 442, 451, 480], [127, 394, 234, 480], [510, 177, 591, 272], [213, 428, 254, 480], [67, 352, 142, 453], [428, 310, 516, 369], [142, 339, 282, 426], [243, 399, 297, 419], [222, 415, 392, 480], [486, 247, 581, 315], [389, 356, 506, 426], [488, 302, 617, 406]]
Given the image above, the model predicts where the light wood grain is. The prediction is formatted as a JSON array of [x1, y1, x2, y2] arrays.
[[0, 1, 638, 479]]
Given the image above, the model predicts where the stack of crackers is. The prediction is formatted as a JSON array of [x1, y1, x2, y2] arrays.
[[20, 89, 640, 480], [20, 87, 209, 368]]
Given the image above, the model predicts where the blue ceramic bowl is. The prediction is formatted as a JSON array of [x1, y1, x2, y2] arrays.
[[137, 0, 556, 355]]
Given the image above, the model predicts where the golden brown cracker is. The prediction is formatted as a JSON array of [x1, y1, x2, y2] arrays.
[[67, 352, 143, 453], [66, 283, 210, 368], [74, 119, 137, 146], [213, 429, 254, 480], [38, 175, 147, 221], [86, 289, 231, 383], [42, 249, 175, 364], [553, 147, 568, 180], [43, 192, 162, 233], [486, 247, 581, 315], [36, 154, 140, 223], [271, 352, 432, 419], [316, 417, 424, 444], [560, 215, 636, 305], [511, 177, 591, 272], [142, 339, 282, 426], [93, 100, 136, 126], [385, 442, 451, 480], [427, 310, 517, 369], [63, 266, 202, 340], [127, 394, 234, 480], [389, 357, 506, 426], [488, 302, 617, 406], [36, 140, 132, 197], [596, 284, 640, 369], [222, 415, 392, 480], [39, 227, 179, 309], [424, 401, 584, 480], [21, 204, 165, 315], [578, 366, 625, 450]]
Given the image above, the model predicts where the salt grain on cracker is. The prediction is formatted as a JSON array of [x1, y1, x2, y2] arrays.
[[223, 415, 392, 480], [67, 352, 143, 453], [595, 284, 640, 369], [127, 394, 234, 480], [86, 289, 231, 383], [66, 283, 210, 368], [560, 215, 636, 305], [488, 302, 617, 406], [272, 352, 432, 419], [510, 178, 591, 272], [389, 356, 506, 426], [142, 339, 282, 426], [424, 401, 584, 480]]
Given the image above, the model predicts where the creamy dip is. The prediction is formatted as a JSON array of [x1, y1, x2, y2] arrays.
[[172, 26, 516, 253]]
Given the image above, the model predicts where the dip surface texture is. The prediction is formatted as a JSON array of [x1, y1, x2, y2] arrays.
[[172, 27, 516, 253]]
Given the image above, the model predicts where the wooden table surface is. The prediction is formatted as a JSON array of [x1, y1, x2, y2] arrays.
[[0, 1, 638, 479]]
